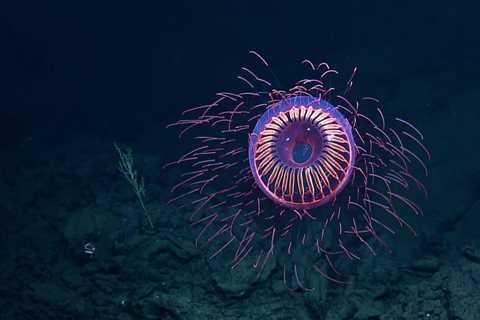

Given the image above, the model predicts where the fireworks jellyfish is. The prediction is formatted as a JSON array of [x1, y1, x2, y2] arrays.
[[165, 51, 429, 290]]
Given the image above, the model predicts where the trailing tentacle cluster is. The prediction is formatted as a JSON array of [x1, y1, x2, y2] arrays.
[[166, 51, 429, 290]]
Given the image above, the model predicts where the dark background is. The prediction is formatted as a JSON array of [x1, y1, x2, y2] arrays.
[[1, 0, 478, 152], [1, 2, 480, 319]]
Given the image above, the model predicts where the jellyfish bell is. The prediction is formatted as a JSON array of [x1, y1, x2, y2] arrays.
[[248, 95, 356, 210]]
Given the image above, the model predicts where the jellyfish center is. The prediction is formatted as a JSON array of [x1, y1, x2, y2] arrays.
[[277, 122, 324, 168], [292, 142, 312, 164]]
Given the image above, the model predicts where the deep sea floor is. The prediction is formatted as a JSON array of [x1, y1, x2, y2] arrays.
[[1, 67, 480, 320]]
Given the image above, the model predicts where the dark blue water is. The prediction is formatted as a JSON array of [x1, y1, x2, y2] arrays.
[[1, 1, 479, 319]]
